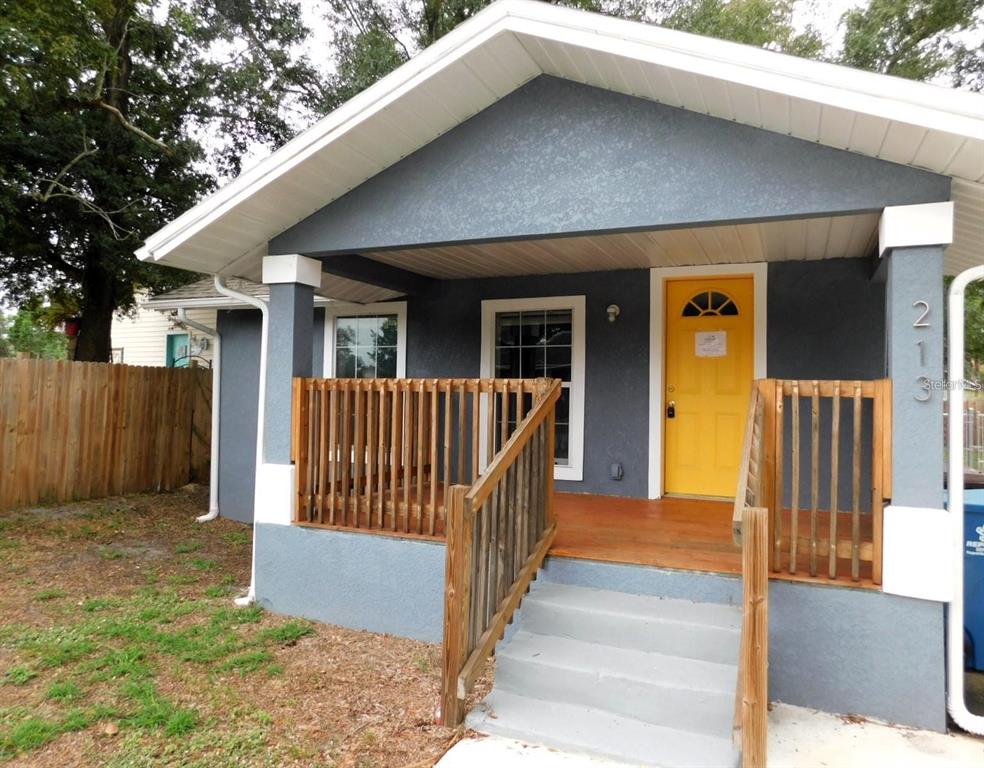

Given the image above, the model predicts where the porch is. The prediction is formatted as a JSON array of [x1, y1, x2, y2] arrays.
[[290, 376, 887, 590]]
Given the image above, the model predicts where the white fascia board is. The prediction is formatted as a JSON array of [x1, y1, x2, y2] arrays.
[[143, 294, 335, 311], [878, 201, 955, 256], [262, 254, 322, 287]]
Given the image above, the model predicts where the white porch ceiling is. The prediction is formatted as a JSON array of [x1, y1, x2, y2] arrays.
[[137, 0, 984, 279], [363, 213, 881, 279]]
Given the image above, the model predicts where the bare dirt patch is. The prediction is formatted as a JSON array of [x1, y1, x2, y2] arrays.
[[0, 488, 489, 767]]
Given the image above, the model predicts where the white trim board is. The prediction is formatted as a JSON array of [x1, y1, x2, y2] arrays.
[[648, 263, 768, 499], [480, 295, 586, 483], [322, 301, 408, 378]]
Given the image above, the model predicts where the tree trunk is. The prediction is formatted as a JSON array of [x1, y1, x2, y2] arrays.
[[74, 261, 116, 362]]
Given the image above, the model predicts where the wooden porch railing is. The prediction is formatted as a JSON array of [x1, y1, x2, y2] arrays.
[[440, 378, 561, 726], [732, 378, 893, 767], [290, 377, 547, 536]]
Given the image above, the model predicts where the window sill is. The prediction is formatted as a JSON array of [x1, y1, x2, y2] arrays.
[[554, 466, 582, 482]]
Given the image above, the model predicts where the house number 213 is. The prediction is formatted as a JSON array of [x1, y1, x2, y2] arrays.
[[914, 300, 930, 402]]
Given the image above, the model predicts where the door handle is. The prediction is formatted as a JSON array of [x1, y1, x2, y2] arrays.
[[666, 400, 676, 419]]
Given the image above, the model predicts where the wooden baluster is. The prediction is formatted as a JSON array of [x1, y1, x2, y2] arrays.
[[341, 381, 351, 526], [417, 380, 426, 533], [515, 386, 523, 436], [500, 381, 510, 457], [773, 383, 784, 572], [829, 381, 841, 579], [403, 383, 412, 533], [354, 382, 365, 528], [471, 382, 480, 483], [329, 384, 338, 525], [851, 381, 862, 581], [496, 470, 507, 611], [443, 381, 452, 528], [789, 381, 800, 574], [486, 380, 495, 472], [391, 381, 401, 531], [377, 386, 387, 529], [430, 383, 439, 536], [487, 482, 499, 628], [317, 381, 330, 525], [475, 493, 489, 647], [515, 439, 526, 578], [457, 382, 466, 485], [809, 380, 819, 577], [366, 384, 375, 529]]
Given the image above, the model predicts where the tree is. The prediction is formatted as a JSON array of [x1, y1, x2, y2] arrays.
[[0, 0, 319, 361], [840, 0, 983, 86], [5, 307, 68, 360]]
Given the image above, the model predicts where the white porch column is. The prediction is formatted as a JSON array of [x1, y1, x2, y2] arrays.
[[255, 254, 320, 526], [878, 202, 953, 602]]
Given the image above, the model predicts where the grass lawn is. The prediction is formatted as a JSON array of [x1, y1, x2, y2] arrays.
[[0, 487, 474, 767]]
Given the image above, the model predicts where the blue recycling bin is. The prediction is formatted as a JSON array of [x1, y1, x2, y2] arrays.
[[962, 489, 984, 671]]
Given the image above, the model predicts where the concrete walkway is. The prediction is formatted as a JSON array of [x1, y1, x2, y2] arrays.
[[436, 703, 984, 768]]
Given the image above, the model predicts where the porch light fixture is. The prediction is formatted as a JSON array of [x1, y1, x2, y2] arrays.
[[606, 304, 620, 323]]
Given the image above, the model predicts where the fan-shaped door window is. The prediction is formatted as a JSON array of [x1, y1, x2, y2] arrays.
[[681, 290, 739, 317]]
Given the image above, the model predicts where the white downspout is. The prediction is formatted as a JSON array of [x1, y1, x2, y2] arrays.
[[213, 275, 269, 608], [947, 265, 984, 735], [175, 309, 220, 522]]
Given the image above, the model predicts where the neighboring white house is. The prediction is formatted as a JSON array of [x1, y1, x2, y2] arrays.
[[110, 296, 216, 367]]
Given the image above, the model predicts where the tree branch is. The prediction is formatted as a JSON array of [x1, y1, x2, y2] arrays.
[[91, 99, 171, 153]]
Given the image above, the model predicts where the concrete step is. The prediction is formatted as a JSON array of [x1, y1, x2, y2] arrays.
[[521, 582, 740, 664], [496, 630, 736, 737], [466, 689, 739, 768]]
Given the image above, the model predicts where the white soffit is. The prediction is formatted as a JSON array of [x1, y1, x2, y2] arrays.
[[363, 213, 881, 279], [136, 0, 984, 278]]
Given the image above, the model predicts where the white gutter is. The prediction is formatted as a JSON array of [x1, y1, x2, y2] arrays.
[[213, 275, 268, 608], [946, 265, 984, 735], [175, 309, 221, 522]]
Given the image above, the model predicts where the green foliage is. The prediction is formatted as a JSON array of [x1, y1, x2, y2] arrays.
[[664, 0, 823, 56], [841, 0, 983, 84], [256, 620, 314, 646], [34, 587, 68, 602], [0, 0, 320, 360], [4, 307, 68, 359]]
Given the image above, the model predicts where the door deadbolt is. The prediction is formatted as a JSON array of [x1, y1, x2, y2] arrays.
[[666, 400, 676, 419]]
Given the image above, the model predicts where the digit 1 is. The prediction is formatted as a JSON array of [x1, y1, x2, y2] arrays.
[[916, 340, 925, 367]]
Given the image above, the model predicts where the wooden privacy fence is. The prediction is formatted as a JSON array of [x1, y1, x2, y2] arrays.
[[442, 378, 561, 726], [0, 359, 212, 511], [291, 377, 550, 537]]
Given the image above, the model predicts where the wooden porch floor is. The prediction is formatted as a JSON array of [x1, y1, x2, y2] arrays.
[[551, 492, 877, 589]]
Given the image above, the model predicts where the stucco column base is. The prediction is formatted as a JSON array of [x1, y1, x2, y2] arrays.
[[254, 463, 295, 526]]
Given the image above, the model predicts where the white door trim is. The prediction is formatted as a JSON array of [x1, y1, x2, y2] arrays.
[[648, 263, 767, 499]]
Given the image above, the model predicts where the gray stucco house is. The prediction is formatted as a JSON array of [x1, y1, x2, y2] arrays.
[[137, 1, 984, 762]]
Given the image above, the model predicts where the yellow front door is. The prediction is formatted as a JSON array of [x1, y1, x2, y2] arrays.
[[664, 276, 754, 498]]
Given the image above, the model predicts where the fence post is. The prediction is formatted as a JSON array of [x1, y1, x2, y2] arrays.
[[441, 484, 472, 726]]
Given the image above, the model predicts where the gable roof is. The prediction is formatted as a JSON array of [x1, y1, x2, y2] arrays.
[[136, 0, 984, 278]]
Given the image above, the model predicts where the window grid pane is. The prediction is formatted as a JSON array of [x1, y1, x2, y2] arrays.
[[494, 308, 573, 466], [336, 314, 398, 379]]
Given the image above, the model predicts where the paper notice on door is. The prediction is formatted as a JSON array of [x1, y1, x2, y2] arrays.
[[695, 331, 727, 358]]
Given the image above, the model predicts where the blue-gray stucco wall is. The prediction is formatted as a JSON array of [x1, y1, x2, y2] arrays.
[[217, 308, 324, 523], [271, 76, 949, 256], [252, 524, 945, 731], [407, 269, 649, 497], [767, 257, 885, 380], [255, 523, 445, 642]]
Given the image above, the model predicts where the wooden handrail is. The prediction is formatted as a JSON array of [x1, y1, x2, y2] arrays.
[[440, 377, 561, 726], [467, 379, 562, 509]]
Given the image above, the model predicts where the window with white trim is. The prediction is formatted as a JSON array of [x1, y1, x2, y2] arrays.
[[323, 302, 407, 378], [481, 296, 585, 482]]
